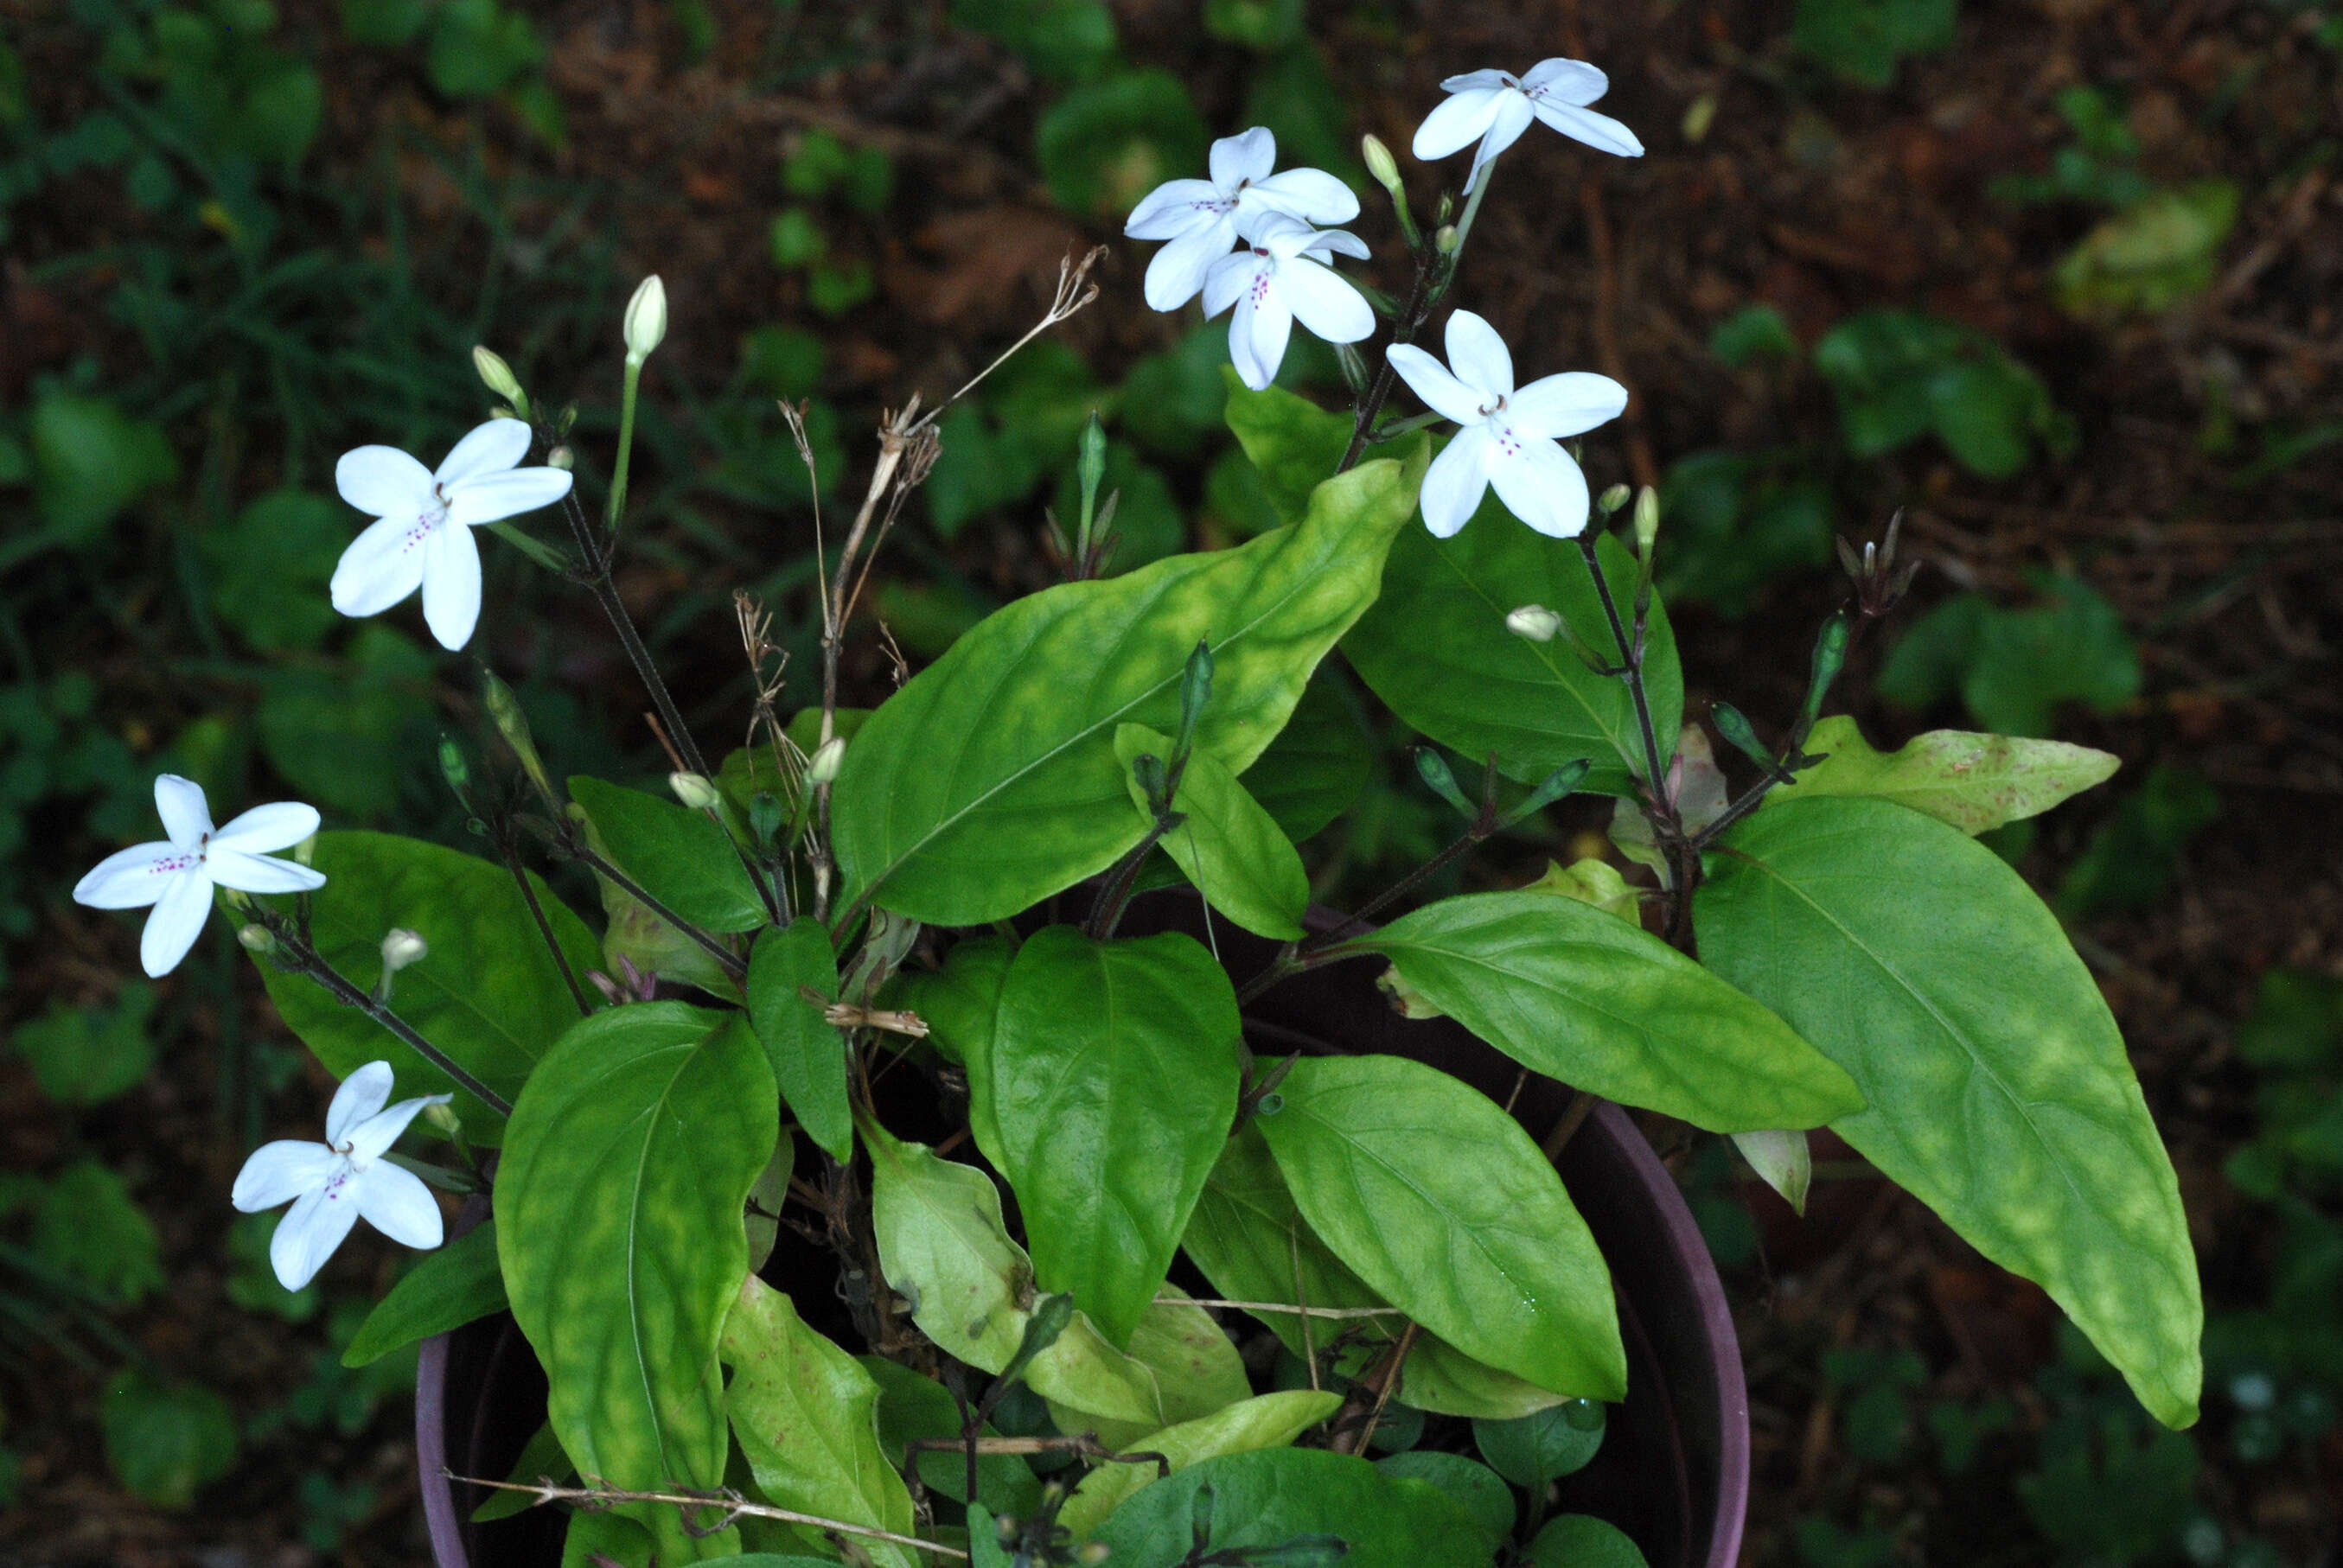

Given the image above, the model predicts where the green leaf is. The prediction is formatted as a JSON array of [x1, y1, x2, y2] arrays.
[[1037, 67, 1207, 216], [1258, 1055, 1625, 1400], [1695, 797, 2202, 1426], [255, 832, 601, 1139], [342, 1221, 507, 1367], [570, 776, 769, 934], [1772, 715, 2121, 834], [836, 439, 1427, 925], [202, 490, 348, 651], [861, 1119, 1167, 1427], [1347, 516, 1682, 795], [1472, 1399, 1607, 1487], [1060, 1389, 1342, 1539], [10, 980, 153, 1106], [1339, 891, 1861, 1132], [747, 921, 852, 1160], [34, 1159, 163, 1306], [2055, 765, 2220, 920], [1374, 1451, 1515, 1550], [29, 391, 179, 545], [102, 1372, 238, 1509], [1054, 1285, 1253, 1447], [1122, 322, 1241, 457], [953, 0, 1117, 80], [1203, 0, 1304, 49], [1242, 666, 1372, 843], [879, 934, 1012, 1068], [2053, 181, 2241, 322], [1220, 377, 1359, 525], [1791, 0, 1956, 87], [1709, 304, 1799, 367], [1089, 1446, 1492, 1568], [499, 1003, 775, 1559], [1876, 577, 2140, 737], [1528, 1514, 1650, 1568], [561, 1513, 654, 1568], [973, 927, 1242, 1345], [1182, 1124, 1567, 1419], [1117, 724, 1307, 939], [858, 1355, 1044, 1517], [469, 1420, 571, 1522], [719, 1275, 916, 1568], [425, 0, 541, 96], [1523, 857, 1642, 922], [255, 627, 437, 820]]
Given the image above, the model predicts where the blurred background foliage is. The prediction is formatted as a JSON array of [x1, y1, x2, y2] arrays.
[[1, 0, 2338, 1561]]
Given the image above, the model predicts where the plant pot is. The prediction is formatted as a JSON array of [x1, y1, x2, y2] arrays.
[[415, 897, 1748, 1568]]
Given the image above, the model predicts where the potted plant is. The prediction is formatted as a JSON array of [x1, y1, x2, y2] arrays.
[[71, 54, 2201, 1568]]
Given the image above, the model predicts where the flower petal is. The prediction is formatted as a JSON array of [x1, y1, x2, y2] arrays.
[[1248, 167, 1359, 226], [1126, 178, 1226, 239], [1227, 277, 1293, 392], [207, 846, 327, 896], [335, 446, 435, 519], [1532, 99, 1644, 158], [73, 841, 185, 910], [232, 1140, 339, 1212], [1413, 86, 1505, 160], [1201, 250, 1262, 321], [1522, 58, 1609, 105], [444, 467, 572, 528], [154, 774, 214, 849], [347, 1093, 454, 1163], [1469, 92, 1538, 181], [1145, 222, 1235, 312], [1420, 429, 1495, 538], [270, 1182, 361, 1291], [330, 512, 432, 619], [1443, 310, 1516, 399], [1210, 126, 1276, 189], [327, 1062, 396, 1147], [419, 521, 483, 652], [1507, 372, 1631, 440], [1280, 258, 1375, 347], [1299, 226, 1372, 261], [1487, 435, 1592, 539], [139, 869, 213, 978], [433, 418, 532, 488], [354, 1162, 445, 1251], [210, 800, 321, 855], [1386, 345, 1485, 425], [1438, 68, 1514, 93]]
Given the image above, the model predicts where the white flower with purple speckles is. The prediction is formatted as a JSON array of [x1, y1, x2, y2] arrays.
[[72, 774, 324, 978], [231, 1061, 450, 1291], [329, 418, 573, 652], [1413, 59, 1644, 189], [1123, 126, 1359, 312], [1387, 309, 1628, 539], [1200, 214, 1375, 392]]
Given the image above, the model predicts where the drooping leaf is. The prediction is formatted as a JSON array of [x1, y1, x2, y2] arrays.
[[1257, 1055, 1625, 1400], [861, 1118, 1165, 1428], [858, 1354, 1044, 1516], [1732, 1128, 1813, 1214], [1695, 797, 2202, 1426], [1337, 891, 1861, 1132], [568, 776, 769, 934], [1242, 668, 1373, 842], [1059, 1389, 1343, 1539], [1050, 1285, 1253, 1448], [1771, 715, 2120, 834], [1089, 1446, 1492, 1568], [747, 920, 852, 1160], [835, 442, 1428, 925], [720, 1275, 916, 1568], [255, 832, 601, 1139], [879, 934, 1012, 1068], [973, 927, 1242, 1345], [1347, 513, 1682, 795], [499, 1003, 774, 1559], [342, 1221, 507, 1367], [1117, 724, 1308, 940]]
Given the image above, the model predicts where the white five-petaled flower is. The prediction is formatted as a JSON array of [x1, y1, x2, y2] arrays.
[[331, 418, 574, 652], [1202, 214, 1376, 392], [73, 775, 325, 978], [1414, 59, 1644, 188], [1124, 126, 1359, 313], [232, 1061, 450, 1291], [1387, 309, 1629, 539]]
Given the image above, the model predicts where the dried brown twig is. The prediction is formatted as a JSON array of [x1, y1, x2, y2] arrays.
[[446, 1473, 967, 1558]]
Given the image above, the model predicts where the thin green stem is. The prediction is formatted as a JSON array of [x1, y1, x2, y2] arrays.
[[501, 843, 591, 1016], [280, 935, 514, 1117], [561, 837, 748, 981], [606, 357, 642, 535]]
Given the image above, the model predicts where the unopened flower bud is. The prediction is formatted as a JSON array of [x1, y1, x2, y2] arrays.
[[1078, 1545, 1113, 1567], [238, 923, 275, 953], [623, 274, 667, 365], [481, 669, 556, 805], [1597, 483, 1632, 516], [291, 835, 316, 868], [806, 736, 846, 787], [218, 886, 252, 913], [1506, 603, 1562, 642], [423, 1101, 463, 1138], [1433, 223, 1459, 255], [438, 735, 471, 799], [473, 345, 525, 409], [1362, 132, 1401, 193], [669, 771, 721, 811], [381, 928, 428, 972], [546, 445, 573, 470], [1633, 486, 1660, 555]]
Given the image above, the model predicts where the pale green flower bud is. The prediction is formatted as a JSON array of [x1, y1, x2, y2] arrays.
[[1598, 482, 1632, 516], [1433, 223, 1459, 254], [669, 771, 721, 811], [473, 345, 526, 417], [807, 736, 846, 787], [1506, 603, 1562, 642], [291, 835, 316, 867], [623, 274, 667, 365], [380, 928, 428, 972], [1362, 133, 1401, 194], [546, 445, 573, 470], [237, 923, 274, 953], [1633, 485, 1660, 555], [423, 1101, 463, 1138]]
